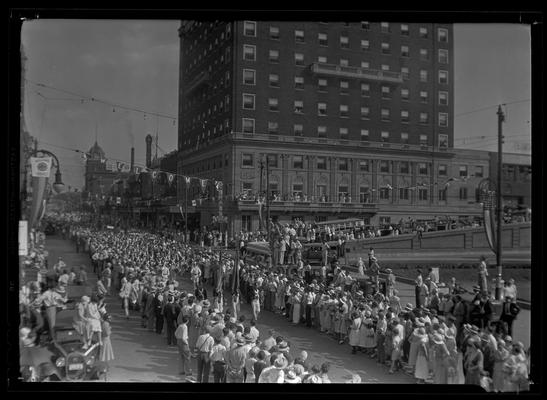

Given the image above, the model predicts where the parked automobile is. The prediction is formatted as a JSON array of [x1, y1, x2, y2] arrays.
[[46, 304, 108, 381]]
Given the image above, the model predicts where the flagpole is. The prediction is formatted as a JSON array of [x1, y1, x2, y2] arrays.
[[185, 182, 189, 244]]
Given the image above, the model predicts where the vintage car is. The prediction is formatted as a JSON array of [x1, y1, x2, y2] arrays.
[[46, 285, 108, 381], [302, 242, 338, 266]]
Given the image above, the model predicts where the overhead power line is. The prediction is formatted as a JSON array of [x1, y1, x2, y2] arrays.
[[25, 79, 178, 122], [454, 99, 531, 118]]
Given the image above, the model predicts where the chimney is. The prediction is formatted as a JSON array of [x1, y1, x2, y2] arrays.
[[145, 134, 153, 168], [130, 147, 135, 172]]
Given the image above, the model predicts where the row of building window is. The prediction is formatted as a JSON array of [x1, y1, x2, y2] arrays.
[[240, 183, 472, 203], [243, 21, 449, 42], [243, 45, 450, 72], [243, 69, 449, 104], [242, 96, 449, 126], [256, 41, 449, 63], [241, 153, 484, 178]]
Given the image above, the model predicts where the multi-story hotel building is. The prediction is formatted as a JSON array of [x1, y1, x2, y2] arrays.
[[177, 20, 493, 235]]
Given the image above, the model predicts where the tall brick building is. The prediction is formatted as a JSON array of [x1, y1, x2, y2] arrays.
[[177, 20, 490, 235]]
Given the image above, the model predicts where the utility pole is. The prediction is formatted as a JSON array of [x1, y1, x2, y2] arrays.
[[495, 105, 505, 301], [185, 182, 189, 244], [266, 157, 271, 243], [259, 159, 264, 232]]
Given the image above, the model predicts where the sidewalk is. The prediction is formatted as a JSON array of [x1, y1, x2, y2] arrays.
[[23, 234, 99, 292]]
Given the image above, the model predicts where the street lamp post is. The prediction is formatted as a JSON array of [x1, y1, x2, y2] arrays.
[[495, 105, 505, 301], [20, 149, 65, 276]]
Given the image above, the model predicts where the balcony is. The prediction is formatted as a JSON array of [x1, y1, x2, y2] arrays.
[[184, 71, 210, 95], [310, 62, 403, 83]]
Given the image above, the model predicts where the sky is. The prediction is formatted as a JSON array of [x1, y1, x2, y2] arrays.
[[20, 20, 532, 190]]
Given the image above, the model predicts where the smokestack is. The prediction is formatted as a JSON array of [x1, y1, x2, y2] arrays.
[[130, 147, 135, 172], [145, 134, 153, 168]]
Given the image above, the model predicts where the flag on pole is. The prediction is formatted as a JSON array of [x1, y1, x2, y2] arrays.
[[484, 208, 497, 253], [232, 250, 240, 294], [216, 252, 224, 294]]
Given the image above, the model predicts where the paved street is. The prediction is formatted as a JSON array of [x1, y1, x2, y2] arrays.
[[38, 234, 530, 383], [41, 235, 413, 383]]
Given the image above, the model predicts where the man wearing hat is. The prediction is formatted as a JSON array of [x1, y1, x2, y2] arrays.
[[33, 286, 68, 340], [500, 295, 520, 336], [194, 327, 214, 383], [225, 334, 248, 383], [258, 354, 288, 383]]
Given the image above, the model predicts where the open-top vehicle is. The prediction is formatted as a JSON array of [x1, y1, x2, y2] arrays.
[[46, 284, 108, 381]]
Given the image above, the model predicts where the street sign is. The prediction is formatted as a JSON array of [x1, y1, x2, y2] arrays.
[[30, 157, 52, 178], [18, 220, 28, 256]]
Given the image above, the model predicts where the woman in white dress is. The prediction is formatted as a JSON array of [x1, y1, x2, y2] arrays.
[[73, 296, 90, 345], [84, 294, 103, 349]]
